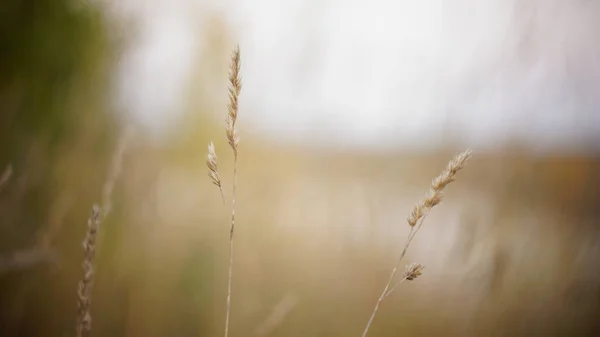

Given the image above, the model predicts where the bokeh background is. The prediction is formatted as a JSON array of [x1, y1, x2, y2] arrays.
[[1, 0, 599, 336]]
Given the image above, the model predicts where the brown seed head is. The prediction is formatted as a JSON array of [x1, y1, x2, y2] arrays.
[[404, 263, 424, 281]]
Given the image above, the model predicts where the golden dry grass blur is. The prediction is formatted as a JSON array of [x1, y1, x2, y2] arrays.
[[1, 5, 600, 337], [78, 137, 600, 337]]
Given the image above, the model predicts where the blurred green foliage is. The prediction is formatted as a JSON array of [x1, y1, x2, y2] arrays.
[[0, 0, 113, 155], [0, 0, 117, 240]]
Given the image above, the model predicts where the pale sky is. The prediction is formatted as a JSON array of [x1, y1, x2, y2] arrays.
[[114, 0, 600, 152]]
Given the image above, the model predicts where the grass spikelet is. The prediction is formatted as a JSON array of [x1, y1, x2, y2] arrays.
[[403, 262, 424, 281], [207, 141, 225, 204], [226, 45, 242, 154], [407, 149, 472, 228], [384, 263, 426, 297], [76, 204, 101, 337]]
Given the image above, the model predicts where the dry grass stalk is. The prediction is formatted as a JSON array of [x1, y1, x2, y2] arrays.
[[0, 247, 58, 274], [0, 164, 62, 274], [224, 44, 242, 337], [254, 293, 299, 336], [102, 126, 134, 215], [206, 45, 242, 337], [76, 204, 101, 337], [0, 164, 12, 192], [75, 128, 132, 337], [361, 149, 472, 337]]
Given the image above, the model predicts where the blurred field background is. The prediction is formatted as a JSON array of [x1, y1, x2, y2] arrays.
[[1, 0, 600, 336]]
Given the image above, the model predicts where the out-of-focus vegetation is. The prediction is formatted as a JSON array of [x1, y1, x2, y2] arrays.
[[1, 2, 600, 337], [0, 0, 121, 335]]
